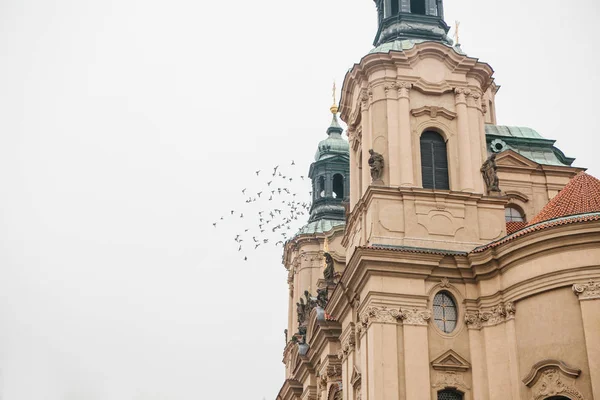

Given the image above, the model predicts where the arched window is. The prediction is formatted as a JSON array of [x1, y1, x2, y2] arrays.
[[410, 0, 426, 15], [433, 291, 458, 334], [318, 176, 326, 198], [505, 206, 525, 222], [391, 0, 399, 16], [437, 389, 463, 400], [420, 131, 449, 190], [333, 174, 344, 199]]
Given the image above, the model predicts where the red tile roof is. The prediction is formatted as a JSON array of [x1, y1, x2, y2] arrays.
[[506, 221, 527, 235], [472, 212, 600, 253], [528, 172, 600, 225]]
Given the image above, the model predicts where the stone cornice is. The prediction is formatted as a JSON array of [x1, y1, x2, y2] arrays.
[[411, 106, 456, 120], [573, 279, 600, 300], [469, 222, 600, 277], [464, 302, 516, 329], [339, 42, 495, 122]]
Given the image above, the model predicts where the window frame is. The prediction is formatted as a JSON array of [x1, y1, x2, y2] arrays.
[[420, 130, 450, 191]]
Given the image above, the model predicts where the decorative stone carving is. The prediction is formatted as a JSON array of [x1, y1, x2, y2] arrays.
[[464, 302, 516, 329], [368, 149, 384, 183], [399, 308, 432, 326], [359, 306, 402, 328], [433, 371, 470, 390], [573, 279, 600, 300], [338, 325, 357, 360], [359, 306, 432, 327], [454, 88, 471, 105], [439, 277, 451, 288], [396, 80, 412, 99], [531, 368, 584, 400], [481, 154, 501, 195], [464, 311, 482, 330]]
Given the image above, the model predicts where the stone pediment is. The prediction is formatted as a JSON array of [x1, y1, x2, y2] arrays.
[[431, 350, 471, 372], [495, 150, 539, 169]]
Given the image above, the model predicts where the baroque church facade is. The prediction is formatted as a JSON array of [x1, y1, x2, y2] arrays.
[[277, 1, 600, 400]]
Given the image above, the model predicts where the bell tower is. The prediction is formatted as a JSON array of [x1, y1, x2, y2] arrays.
[[374, 0, 451, 46], [340, 0, 506, 253]]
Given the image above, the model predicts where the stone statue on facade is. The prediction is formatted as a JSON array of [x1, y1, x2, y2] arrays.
[[316, 288, 328, 309], [323, 252, 335, 283], [481, 154, 501, 194], [296, 290, 317, 328], [368, 149, 384, 183]]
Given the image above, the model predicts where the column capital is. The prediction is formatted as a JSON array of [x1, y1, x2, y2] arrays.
[[399, 307, 431, 326], [573, 280, 600, 300], [464, 302, 516, 329], [454, 87, 471, 105], [360, 87, 373, 109], [466, 90, 482, 109], [396, 80, 412, 99]]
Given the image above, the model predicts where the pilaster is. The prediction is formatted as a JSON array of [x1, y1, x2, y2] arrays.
[[397, 81, 415, 187], [573, 280, 600, 399], [454, 88, 474, 192], [465, 302, 518, 400], [466, 91, 485, 194], [360, 89, 372, 194], [385, 82, 400, 186]]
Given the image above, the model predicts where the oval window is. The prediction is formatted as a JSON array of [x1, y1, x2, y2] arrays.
[[433, 291, 458, 333]]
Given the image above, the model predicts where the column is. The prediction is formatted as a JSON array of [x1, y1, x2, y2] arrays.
[[398, 81, 415, 187], [467, 91, 485, 194], [464, 312, 490, 400], [454, 88, 474, 192], [360, 88, 372, 195], [401, 308, 432, 400], [573, 280, 600, 399], [385, 82, 400, 186]]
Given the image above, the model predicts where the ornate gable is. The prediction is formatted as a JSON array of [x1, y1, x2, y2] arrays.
[[431, 349, 471, 372]]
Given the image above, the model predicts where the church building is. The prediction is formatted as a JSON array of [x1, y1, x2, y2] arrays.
[[277, 1, 600, 399]]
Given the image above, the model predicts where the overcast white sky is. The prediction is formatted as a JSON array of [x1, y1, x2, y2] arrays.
[[0, 0, 599, 399]]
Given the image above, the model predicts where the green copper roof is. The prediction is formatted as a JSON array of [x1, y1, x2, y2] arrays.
[[296, 219, 345, 235], [485, 125, 575, 167], [315, 114, 350, 161], [485, 125, 545, 140]]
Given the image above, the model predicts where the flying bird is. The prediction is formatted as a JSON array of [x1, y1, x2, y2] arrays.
[[291, 160, 295, 165], [256, 170, 261, 175]]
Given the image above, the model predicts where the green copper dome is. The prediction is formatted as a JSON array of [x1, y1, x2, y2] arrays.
[[314, 114, 350, 161]]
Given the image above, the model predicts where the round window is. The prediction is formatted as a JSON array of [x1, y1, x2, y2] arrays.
[[433, 291, 458, 333]]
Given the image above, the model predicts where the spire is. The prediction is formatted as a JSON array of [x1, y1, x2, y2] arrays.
[[327, 81, 343, 136], [372, 0, 452, 47]]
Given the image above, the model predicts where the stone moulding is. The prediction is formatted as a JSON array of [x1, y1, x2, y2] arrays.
[[464, 302, 516, 329], [522, 359, 581, 387], [411, 105, 457, 120], [572, 279, 600, 300], [522, 360, 583, 400]]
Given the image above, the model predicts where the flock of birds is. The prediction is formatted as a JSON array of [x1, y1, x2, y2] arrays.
[[212, 161, 313, 261]]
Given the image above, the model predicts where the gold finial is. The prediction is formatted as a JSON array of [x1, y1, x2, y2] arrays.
[[454, 20, 461, 46], [330, 81, 338, 114]]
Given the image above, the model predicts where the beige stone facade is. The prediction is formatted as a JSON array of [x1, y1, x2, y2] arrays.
[[277, 4, 599, 400]]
